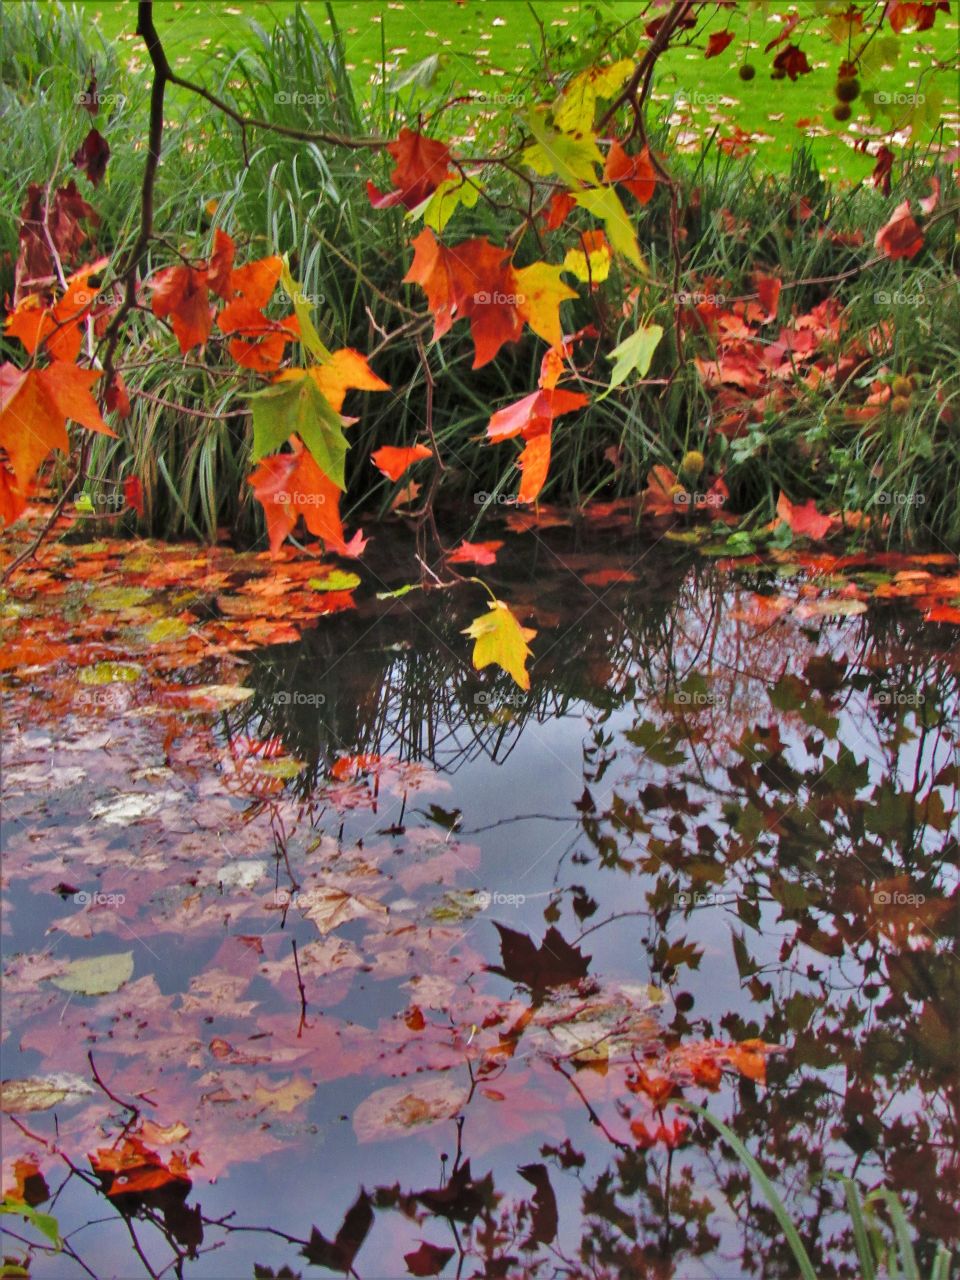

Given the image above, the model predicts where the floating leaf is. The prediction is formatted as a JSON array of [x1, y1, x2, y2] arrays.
[[51, 951, 134, 995], [463, 599, 536, 690]]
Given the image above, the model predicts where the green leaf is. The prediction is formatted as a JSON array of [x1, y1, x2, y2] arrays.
[[523, 108, 604, 185], [607, 323, 663, 389], [249, 373, 348, 490], [376, 583, 420, 600], [0, 1199, 61, 1250], [51, 951, 134, 996], [145, 617, 189, 643], [308, 570, 360, 592], [280, 257, 331, 363]]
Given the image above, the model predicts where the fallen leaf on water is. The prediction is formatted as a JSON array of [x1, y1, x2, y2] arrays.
[[302, 887, 388, 936], [0, 1073, 95, 1114], [463, 599, 536, 690], [51, 950, 134, 995], [353, 1076, 469, 1143]]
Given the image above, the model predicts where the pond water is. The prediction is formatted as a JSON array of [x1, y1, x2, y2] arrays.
[[2, 524, 958, 1279]]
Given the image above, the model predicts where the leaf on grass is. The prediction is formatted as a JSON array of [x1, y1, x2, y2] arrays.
[[463, 600, 536, 690], [874, 199, 924, 260], [51, 951, 133, 995]]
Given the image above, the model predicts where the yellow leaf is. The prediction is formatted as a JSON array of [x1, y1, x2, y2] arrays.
[[562, 231, 612, 283], [279, 257, 331, 363], [513, 261, 578, 348], [463, 599, 536, 690], [573, 186, 644, 270], [417, 174, 480, 233], [553, 59, 634, 136], [252, 1076, 315, 1114], [523, 108, 603, 185]]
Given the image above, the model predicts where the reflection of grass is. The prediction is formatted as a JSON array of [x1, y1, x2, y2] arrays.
[[689, 1105, 954, 1280]]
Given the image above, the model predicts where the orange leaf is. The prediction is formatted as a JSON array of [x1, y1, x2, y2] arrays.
[[371, 443, 432, 482], [367, 127, 453, 210], [487, 388, 587, 442], [248, 436, 359, 555], [603, 140, 657, 205], [207, 228, 236, 299], [306, 348, 390, 413], [0, 460, 26, 526], [543, 191, 575, 229], [229, 254, 283, 308], [0, 361, 113, 498], [775, 492, 832, 540], [517, 429, 552, 505], [151, 263, 212, 353], [642, 465, 680, 517]]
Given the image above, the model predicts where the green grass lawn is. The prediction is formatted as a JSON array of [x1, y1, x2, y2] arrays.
[[73, 0, 958, 181]]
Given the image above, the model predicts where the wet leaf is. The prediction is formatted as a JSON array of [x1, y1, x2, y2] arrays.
[[51, 951, 134, 995]]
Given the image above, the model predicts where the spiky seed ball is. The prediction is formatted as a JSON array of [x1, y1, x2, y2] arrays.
[[832, 103, 852, 122], [739, 64, 756, 81], [891, 395, 912, 413], [835, 76, 860, 102], [891, 376, 914, 397]]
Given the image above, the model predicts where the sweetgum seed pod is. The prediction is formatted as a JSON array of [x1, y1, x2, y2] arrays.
[[891, 395, 912, 413], [892, 376, 913, 397], [833, 103, 852, 122], [739, 64, 756, 81], [835, 76, 860, 102]]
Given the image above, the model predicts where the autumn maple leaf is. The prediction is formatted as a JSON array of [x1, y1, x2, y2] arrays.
[[874, 200, 924, 260], [6, 259, 110, 362], [775, 492, 832, 541], [151, 263, 212, 353], [248, 437, 364, 556], [367, 128, 454, 210], [603, 140, 657, 205], [463, 599, 536, 689], [370, 444, 432, 482], [0, 361, 114, 502], [705, 29, 735, 58], [772, 44, 811, 80]]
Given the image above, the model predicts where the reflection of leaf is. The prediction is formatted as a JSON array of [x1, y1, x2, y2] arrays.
[[518, 1163, 558, 1245], [488, 923, 591, 995], [404, 1240, 455, 1276], [0, 1197, 61, 1249], [353, 1076, 468, 1143], [0, 1074, 94, 1114], [51, 951, 133, 995], [302, 888, 387, 936], [300, 1191, 374, 1272]]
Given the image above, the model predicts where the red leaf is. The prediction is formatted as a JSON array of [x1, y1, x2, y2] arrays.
[[404, 1241, 456, 1276], [248, 437, 357, 555], [752, 272, 781, 324], [776, 492, 832, 540], [705, 30, 735, 58], [72, 128, 110, 187], [370, 444, 432, 482], [874, 200, 924, 260], [447, 539, 503, 566], [123, 476, 144, 518], [543, 191, 575, 229], [106, 372, 131, 419], [772, 45, 811, 80], [368, 128, 453, 210], [870, 145, 895, 196], [207, 229, 236, 299]]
